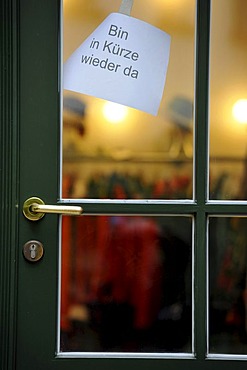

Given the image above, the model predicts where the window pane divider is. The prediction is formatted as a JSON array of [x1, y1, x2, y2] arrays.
[[61, 201, 198, 215], [194, 0, 211, 360]]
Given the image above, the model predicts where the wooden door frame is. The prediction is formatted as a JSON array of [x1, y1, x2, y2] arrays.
[[3, 1, 240, 370], [1, 0, 60, 368], [0, 0, 209, 368], [1, 0, 19, 369]]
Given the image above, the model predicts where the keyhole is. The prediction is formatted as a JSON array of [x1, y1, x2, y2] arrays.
[[30, 244, 37, 259], [23, 240, 44, 263]]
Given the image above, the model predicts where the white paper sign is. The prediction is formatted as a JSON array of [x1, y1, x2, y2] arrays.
[[63, 13, 171, 115]]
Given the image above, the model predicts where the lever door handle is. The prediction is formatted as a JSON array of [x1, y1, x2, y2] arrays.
[[23, 197, 83, 221]]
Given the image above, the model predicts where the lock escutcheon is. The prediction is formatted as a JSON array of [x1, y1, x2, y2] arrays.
[[23, 240, 44, 262]]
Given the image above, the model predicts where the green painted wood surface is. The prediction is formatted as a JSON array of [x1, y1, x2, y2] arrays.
[[1, 0, 247, 369]]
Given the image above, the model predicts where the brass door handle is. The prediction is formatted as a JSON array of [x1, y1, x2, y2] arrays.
[[23, 197, 83, 221]]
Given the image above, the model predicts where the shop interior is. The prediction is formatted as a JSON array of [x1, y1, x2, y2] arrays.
[[60, 0, 247, 355]]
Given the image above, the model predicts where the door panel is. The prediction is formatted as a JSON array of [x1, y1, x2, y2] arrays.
[[209, 217, 247, 355], [17, 1, 197, 368], [60, 215, 192, 354], [62, 0, 195, 201], [10, 0, 247, 369], [209, 0, 247, 201]]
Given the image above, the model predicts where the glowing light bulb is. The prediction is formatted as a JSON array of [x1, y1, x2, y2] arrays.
[[103, 102, 128, 123], [232, 99, 247, 124]]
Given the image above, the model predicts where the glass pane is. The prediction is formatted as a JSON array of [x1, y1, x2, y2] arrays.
[[209, 217, 247, 354], [209, 0, 247, 200], [60, 216, 192, 354], [62, 0, 195, 200]]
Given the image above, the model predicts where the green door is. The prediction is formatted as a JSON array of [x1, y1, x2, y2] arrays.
[[2, 0, 247, 369]]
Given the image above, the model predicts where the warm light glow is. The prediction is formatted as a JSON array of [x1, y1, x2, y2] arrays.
[[232, 99, 247, 124], [103, 102, 128, 123]]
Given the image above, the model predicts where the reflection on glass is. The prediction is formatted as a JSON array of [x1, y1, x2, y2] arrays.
[[62, 0, 195, 200], [209, 217, 247, 354], [60, 216, 192, 353], [209, 0, 247, 200]]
